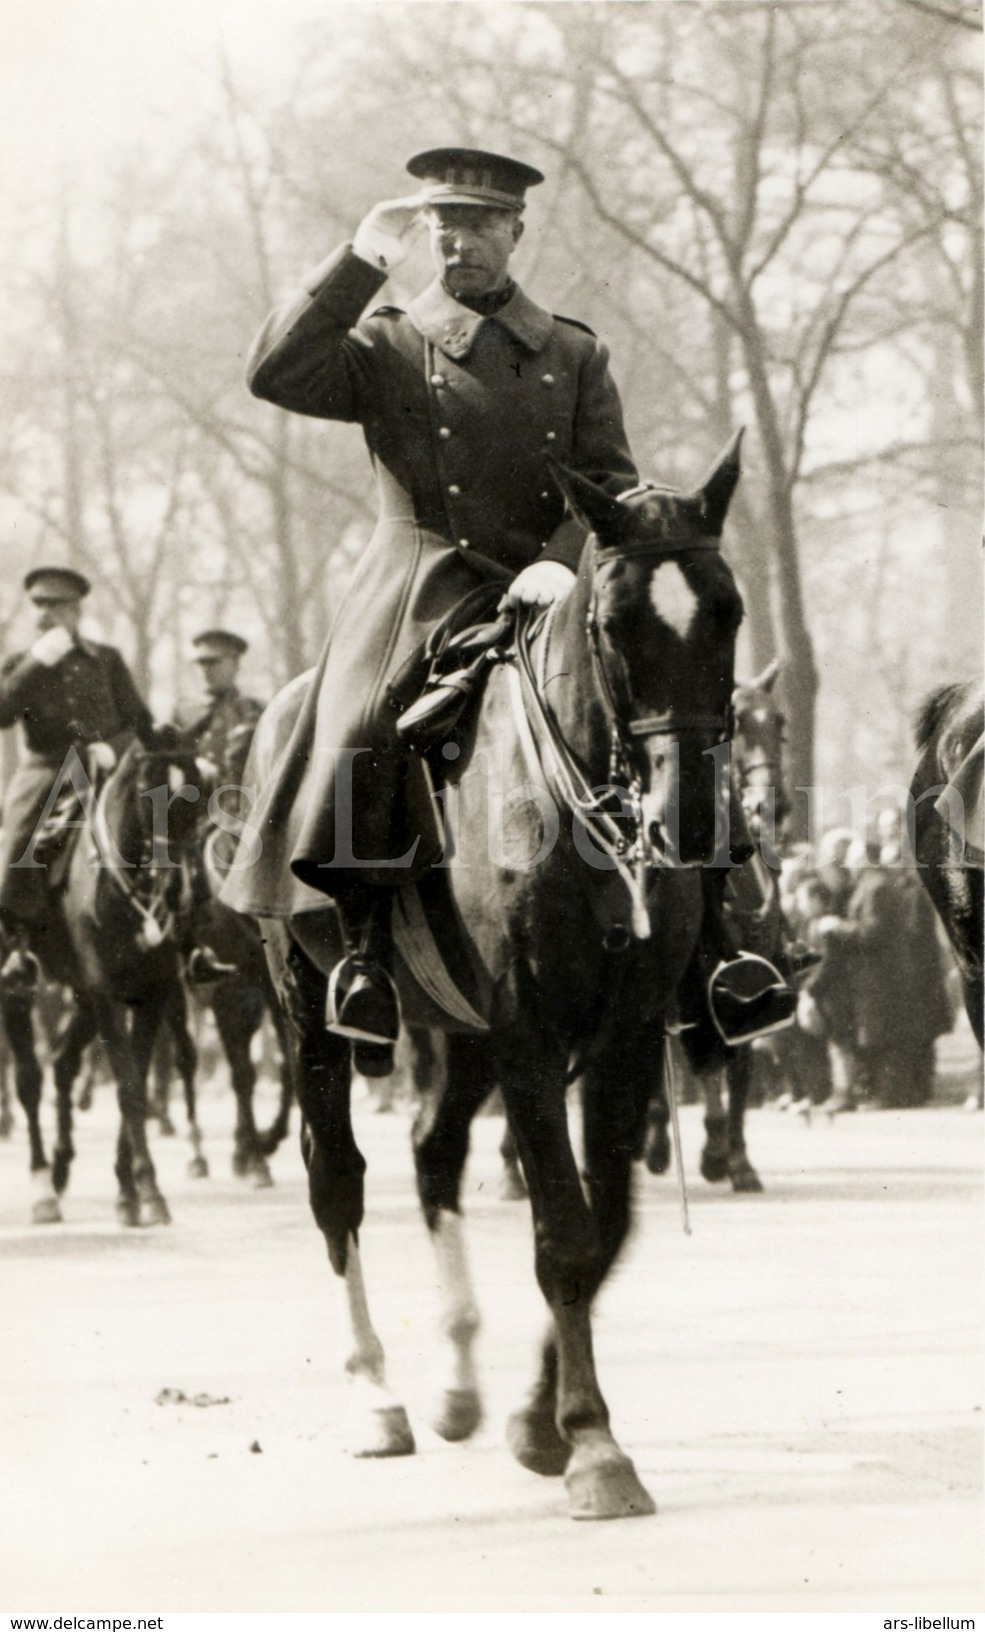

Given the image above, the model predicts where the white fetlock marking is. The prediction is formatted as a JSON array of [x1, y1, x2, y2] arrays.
[[32, 1168, 57, 1198], [337, 1235, 388, 1387], [432, 1211, 481, 1394]]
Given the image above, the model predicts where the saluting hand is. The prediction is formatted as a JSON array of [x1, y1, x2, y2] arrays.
[[30, 626, 75, 667], [353, 191, 432, 273], [501, 561, 577, 611]]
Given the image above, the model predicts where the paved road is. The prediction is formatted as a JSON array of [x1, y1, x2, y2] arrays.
[[1, 1056, 982, 1613]]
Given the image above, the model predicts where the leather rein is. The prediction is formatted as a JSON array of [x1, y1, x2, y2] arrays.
[[510, 521, 733, 940]]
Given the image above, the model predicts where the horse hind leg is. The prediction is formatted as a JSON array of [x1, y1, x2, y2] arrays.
[[215, 985, 272, 1187], [50, 999, 98, 1197], [700, 1070, 730, 1183], [725, 1045, 763, 1192], [412, 1033, 491, 1443]]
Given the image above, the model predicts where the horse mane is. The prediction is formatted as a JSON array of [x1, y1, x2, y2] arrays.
[[913, 682, 968, 752]]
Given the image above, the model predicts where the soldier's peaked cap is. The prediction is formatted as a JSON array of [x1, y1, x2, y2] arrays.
[[192, 629, 248, 658], [407, 148, 544, 210], [24, 566, 90, 601]]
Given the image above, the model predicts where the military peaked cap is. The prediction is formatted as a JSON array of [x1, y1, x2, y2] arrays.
[[24, 566, 91, 601], [407, 147, 544, 210], [192, 629, 248, 659]]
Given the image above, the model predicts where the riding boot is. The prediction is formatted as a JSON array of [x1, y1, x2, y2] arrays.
[[325, 885, 400, 1077], [179, 847, 238, 985], [0, 914, 40, 993], [701, 870, 797, 1046]]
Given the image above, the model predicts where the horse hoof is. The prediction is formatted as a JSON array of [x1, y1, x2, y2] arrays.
[[431, 1387, 482, 1443], [139, 1193, 171, 1227], [232, 1151, 250, 1178], [565, 1444, 656, 1521], [700, 1150, 729, 1183], [31, 1195, 62, 1225], [729, 1157, 764, 1193], [345, 1404, 416, 1459], [251, 1158, 274, 1189], [51, 1150, 72, 1195], [0, 1111, 15, 1138], [187, 1155, 209, 1180], [498, 1167, 528, 1202], [643, 1125, 671, 1176], [506, 1407, 570, 1476], [156, 1118, 177, 1138], [116, 1196, 140, 1228]]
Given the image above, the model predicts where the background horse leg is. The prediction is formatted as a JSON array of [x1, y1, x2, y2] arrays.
[[270, 925, 413, 1457], [2, 991, 60, 1223], [148, 1021, 176, 1136], [97, 995, 170, 1227], [50, 996, 98, 1197], [412, 1032, 491, 1443], [700, 1070, 731, 1183], [255, 995, 293, 1157], [725, 1044, 763, 1191], [165, 980, 206, 1178], [213, 983, 272, 1187], [500, 1032, 654, 1521]]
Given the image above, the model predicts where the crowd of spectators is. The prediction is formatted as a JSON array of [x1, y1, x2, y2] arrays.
[[758, 810, 964, 1114]]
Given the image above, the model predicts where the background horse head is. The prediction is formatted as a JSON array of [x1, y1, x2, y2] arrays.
[[732, 658, 789, 839]]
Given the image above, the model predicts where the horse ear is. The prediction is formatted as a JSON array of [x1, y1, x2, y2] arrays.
[[748, 657, 781, 693], [695, 427, 744, 536], [548, 460, 634, 543]]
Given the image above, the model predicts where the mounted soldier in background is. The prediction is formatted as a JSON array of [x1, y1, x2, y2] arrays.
[[0, 567, 175, 992]]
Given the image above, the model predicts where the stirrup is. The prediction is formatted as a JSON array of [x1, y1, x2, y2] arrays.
[[186, 946, 238, 985], [708, 953, 797, 1045], [326, 954, 400, 1046]]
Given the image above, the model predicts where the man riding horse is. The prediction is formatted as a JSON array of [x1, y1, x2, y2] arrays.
[[0, 568, 169, 989], [221, 146, 795, 1069]]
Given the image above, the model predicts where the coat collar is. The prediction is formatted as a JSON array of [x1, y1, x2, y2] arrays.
[[407, 279, 553, 360]]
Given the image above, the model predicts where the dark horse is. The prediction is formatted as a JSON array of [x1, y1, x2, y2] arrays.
[[644, 659, 790, 1191], [2, 740, 200, 1225], [255, 437, 745, 1520], [911, 682, 983, 1054], [147, 880, 294, 1187]]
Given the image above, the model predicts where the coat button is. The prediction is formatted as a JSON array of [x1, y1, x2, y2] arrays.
[[545, 431, 556, 441], [448, 484, 462, 496], [540, 491, 551, 499], [438, 427, 452, 440], [542, 373, 555, 386], [430, 374, 445, 386], [459, 539, 470, 549]]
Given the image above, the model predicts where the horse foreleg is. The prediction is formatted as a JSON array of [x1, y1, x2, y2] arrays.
[[99, 997, 170, 1227], [2, 991, 60, 1222], [50, 997, 97, 1196], [412, 1034, 491, 1443], [700, 1069, 730, 1183], [273, 927, 413, 1458], [255, 996, 293, 1157], [501, 1037, 654, 1521], [166, 981, 206, 1178], [725, 1045, 763, 1192], [214, 985, 272, 1187]]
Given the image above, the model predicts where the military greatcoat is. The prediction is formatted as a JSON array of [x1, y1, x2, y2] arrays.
[[222, 244, 638, 919], [182, 686, 265, 790], [0, 639, 152, 921]]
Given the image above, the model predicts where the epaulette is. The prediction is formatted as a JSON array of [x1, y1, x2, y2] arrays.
[[555, 313, 596, 337], [369, 304, 406, 320]]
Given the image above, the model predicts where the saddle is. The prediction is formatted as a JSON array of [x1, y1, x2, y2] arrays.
[[388, 583, 514, 751]]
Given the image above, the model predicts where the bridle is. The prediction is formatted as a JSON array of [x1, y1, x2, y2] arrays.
[[94, 749, 185, 951]]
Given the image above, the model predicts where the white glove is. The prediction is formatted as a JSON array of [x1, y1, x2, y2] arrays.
[[501, 561, 577, 610], [194, 757, 220, 785], [352, 191, 432, 274], [89, 741, 117, 773], [817, 914, 844, 937], [30, 626, 75, 667], [797, 989, 824, 1038]]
